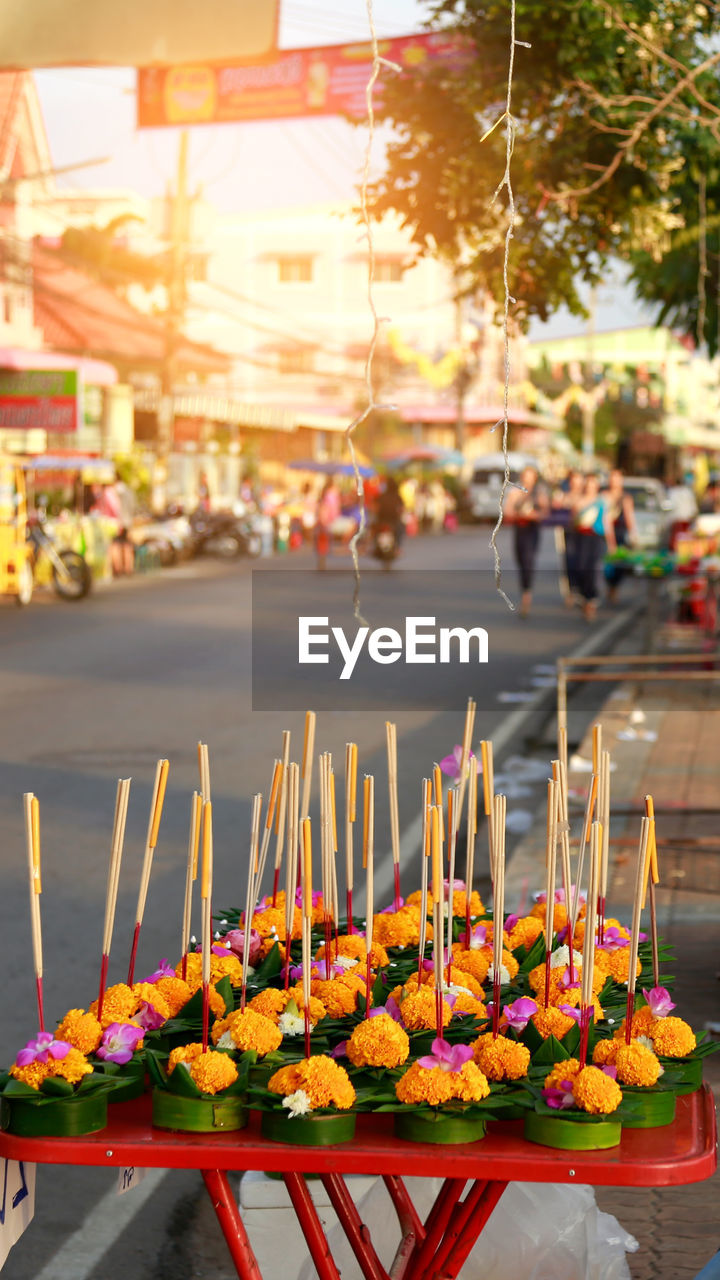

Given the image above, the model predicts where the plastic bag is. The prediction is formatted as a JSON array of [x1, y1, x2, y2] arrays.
[[295, 1178, 638, 1280]]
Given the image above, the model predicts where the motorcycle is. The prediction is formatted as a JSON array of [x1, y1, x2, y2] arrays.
[[187, 509, 262, 560], [371, 521, 399, 569], [27, 517, 92, 601]]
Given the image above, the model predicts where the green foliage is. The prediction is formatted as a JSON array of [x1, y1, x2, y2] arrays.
[[371, 1, 719, 327], [55, 215, 166, 293]]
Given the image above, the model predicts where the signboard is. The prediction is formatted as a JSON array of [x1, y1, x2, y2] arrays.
[[137, 32, 468, 129], [0, 370, 79, 433]]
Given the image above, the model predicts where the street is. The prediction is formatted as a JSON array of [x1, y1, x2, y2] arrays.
[[0, 524, 619, 1279]]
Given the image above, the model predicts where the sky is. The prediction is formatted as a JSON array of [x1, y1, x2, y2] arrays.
[[33, 0, 429, 214]]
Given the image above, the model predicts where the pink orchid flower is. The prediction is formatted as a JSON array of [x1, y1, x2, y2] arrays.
[[95, 1022, 144, 1065], [417, 1037, 473, 1072], [134, 1001, 166, 1031], [439, 748, 481, 780], [503, 996, 538, 1032], [380, 898, 405, 913], [543, 1080, 575, 1109], [16, 1032, 71, 1066], [223, 928, 261, 966], [643, 986, 676, 1018], [596, 926, 630, 952], [459, 922, 488, 950], [142, 958, 176, 983], [557, 1004, 587, 1025], [559, 967, 581, 991]]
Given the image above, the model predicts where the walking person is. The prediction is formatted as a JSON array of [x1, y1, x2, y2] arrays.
[[554, 469, 585, 606], [602, 468, 637, 602], [504, 465, 549, 616], [314, 476, 340, 570], [574, 473, 607, 621]]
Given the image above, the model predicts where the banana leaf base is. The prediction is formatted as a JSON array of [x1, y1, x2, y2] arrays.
[[622, 1089, 676, 1129], [524, 1111, 621, 1150], [394, 1110, 487, 1146], [668, 1058, 703, 1095], [1, 1093, 108, 1137], [152, 1088, 248, 1132], [260, 1109, 356, 1147]]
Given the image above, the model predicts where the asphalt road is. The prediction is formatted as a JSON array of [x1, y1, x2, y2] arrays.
[[0, 524, 613, 1279]]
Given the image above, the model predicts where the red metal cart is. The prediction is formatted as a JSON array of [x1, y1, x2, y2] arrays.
[[0, 1089, 716, 1280]]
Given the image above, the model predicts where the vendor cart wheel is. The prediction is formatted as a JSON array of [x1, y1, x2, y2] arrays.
[[14, 560, 33, 607]]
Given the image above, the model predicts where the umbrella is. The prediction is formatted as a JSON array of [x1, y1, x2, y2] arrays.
[[22, 455, 113, 474], [288, 459, 375, 478], [382, 446, 465, 471]]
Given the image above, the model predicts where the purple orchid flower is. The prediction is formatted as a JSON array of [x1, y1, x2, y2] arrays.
[[559, 967, 581, 991], [543, 1080, 575, 1109], [557, 1004, 588, 1025], [596, 926, 630, 953], [330, 1041, 347, 1059], [95, 1022, 144, 1065], [600, 1065, 618, 1080], [385, 996, 403, 1024], [134, 1001, 166, 1031], [503, 996, 538, 1032], [141, 958, 176, 983], [294, 887, 323, 908], [643, 986, 676, 1018], [504, 913, 520, 933], [16, 1032, 71, 1067], [459, 922, 488, 950], [439, 747, 481, 781], [380, 898, 405, 913], [417, 1037, 474, 1072]]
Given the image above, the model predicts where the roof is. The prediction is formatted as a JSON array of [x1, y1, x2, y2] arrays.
[[32, 244, 230, 377]]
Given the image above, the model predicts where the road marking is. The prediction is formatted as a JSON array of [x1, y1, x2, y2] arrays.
[[34, 1168, 167, 1280]]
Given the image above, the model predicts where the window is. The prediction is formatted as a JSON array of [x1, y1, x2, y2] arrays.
[[277, 256, 313, 283], [374, 258, 404, 283]]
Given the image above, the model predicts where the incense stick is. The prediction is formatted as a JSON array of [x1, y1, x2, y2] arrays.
[[579, 820, 600, 1067], [644, 795, 660, 985], [241, 794, 262, 1008], [272, 730, 291, 905], [597, 749, 610, 943], [625, 817, 650, 1044], [302, 816, 313, 1055], [480, 739, 495, 887], [200, 799, 213, 1051], [23, 793, 44, 1030], [128, 758, 169, 985], [98, 778, 131, 1021], [284, 762, 300, 989], [300, 710, 316, 822], [364, 775, 374, 1014], [198, 742, 210, 802], [455, 696, 476, 834], [491, 793, 506, 1037], [345, 742, 357, 932], [446, 786, 458, 983], [418, 778, 431, 982], [430, 803, 444, 1037], [180, 790, 202, 981], [464, 763, 477, 940], [386, 722, 402, 908], [255, 759, 283, 891], [543, 779, 559, 1008]]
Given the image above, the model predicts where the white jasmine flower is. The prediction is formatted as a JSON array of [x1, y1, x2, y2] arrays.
[[487, 963, 511, 985], [282, 1089, 312, 1118], [278, 1012, 305, 1038], [550, 945, 583, 970], [332, 954, 359, 971], [445, 983, 474, 998], [216, 1031, 236, 1050]]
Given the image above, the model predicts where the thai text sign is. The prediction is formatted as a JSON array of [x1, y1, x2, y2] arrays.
[[0, 370, 79, 433], [136, 32, 466, 128]]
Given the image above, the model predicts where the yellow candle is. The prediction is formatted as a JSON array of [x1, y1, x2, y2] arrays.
[[201, 801, 212, 899], [31, 795, 41, 892], [266, 760, 282, 830], [302, 817, 313, 916], [431, 806, 441, 902], [149, 759, 169, 848]]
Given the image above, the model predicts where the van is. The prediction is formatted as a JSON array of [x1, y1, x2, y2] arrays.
[[466, 452, 534, 522]]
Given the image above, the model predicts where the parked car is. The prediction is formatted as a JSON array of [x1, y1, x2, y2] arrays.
[[465, 452, 535, 522], [619, 477, 674, 550]]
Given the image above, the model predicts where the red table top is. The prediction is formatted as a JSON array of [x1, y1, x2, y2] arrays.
[[0, 1088, 716, 1188]]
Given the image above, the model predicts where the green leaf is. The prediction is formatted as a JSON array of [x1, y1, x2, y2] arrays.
[[40, 1077, 74, 1097]]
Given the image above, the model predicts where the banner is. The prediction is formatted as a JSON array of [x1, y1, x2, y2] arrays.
[[136, 32, 468, 129], [0, 369, 79, 432]]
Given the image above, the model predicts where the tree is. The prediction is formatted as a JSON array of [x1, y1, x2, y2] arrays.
[[371, 0, 719, 331], [53, 215, 166, 293]]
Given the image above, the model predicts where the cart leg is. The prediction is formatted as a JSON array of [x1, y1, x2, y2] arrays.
[[284, 1171, 342, 1280], [382, 1174, 426, 1279], [429, 1179, 507, 1280], [201, 1169, 263, 1280], [320, 1174, 389, 1280], [409, 1179, 466, 1279]]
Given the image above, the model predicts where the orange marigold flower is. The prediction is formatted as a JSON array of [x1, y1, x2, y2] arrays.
[[650, 1017, 696, 1058], [371, 911, 419, 949], [47, 1047, 93, 1085], [613, 1006, 656, 1043], [55, 1009, 103, 1055], [451, 993, 488, 1020], [615, 1042, 661, 1087], [602, 950, 641, 985], [449, 889, 485, 919], [267, 1055, 355, 1111], [451, 947, 492, 986], [544, 1059, 581, 1089], [9, 1060, 49, 1090], [529, 901, 569, 932], [316, 935, 389, 970], [572, 1065, 622, 1115], [154, 976, 193, 1018], [531, 1006, 576, 1042], [179, 951, 244, 990], [168, 1043, 205, 1074], [554, 987, 604, 1021], [189, 1050, 238, 1095], [260, 937, 286, 962], [395, 1060, 490, 1106], [310, 978, 360, 1018], [251, 906, 288, 941], [346, 1014, 410, 1068], [212, 1008, 282, 1056], [285, 984, 327, 1024], [249, 988, 288, 1022], [398, 987, 452, 1032], [132, 982, 171, 1022], [472, 1033, 530, 1082], [592, 1039, 619, 1066], [508, 916, 544, 952], [89, 983, 138, 1028]]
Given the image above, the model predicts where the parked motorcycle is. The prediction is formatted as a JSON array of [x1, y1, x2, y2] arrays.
[[188, 509, 262, 560], [27, 517, 92, 600]]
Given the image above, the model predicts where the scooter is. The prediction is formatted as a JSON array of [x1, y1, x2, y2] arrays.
[[188, 509, 262, 560]]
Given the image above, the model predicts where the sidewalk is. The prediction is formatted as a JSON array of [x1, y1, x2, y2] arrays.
[[505, 678, 720, 1280]]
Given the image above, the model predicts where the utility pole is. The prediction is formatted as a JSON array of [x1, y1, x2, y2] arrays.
[[581, 285, 597, 467], [155, 129, 190, 506]]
